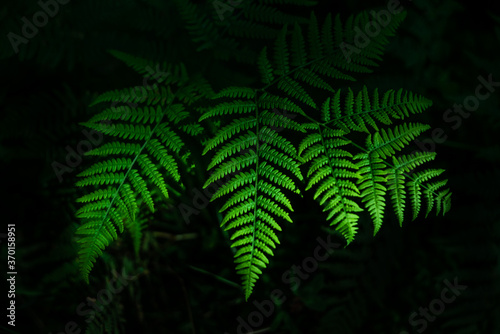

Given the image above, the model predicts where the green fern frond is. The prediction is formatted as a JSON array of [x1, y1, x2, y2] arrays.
[[90, 85, 171, 107], [258, 48, 275, 85], [424, 179, 449, 217], [175, 0, 225, 52], [201, 91, 304, 300], [386, 152, 438, 225], [352, 122, 451, 234], [84, 142, 140, 157], [203, 117, 257, 154], [175, 0, 315, 63], [323, 87, 432, 133], [75, 56, 209, 283], [355, 123, 430, 233], [368, 123, 432, 159], [105, 50, 188, 86], [198, 10, 451, 299], [407, 169, 446, 220], [255, 11, 409, 114], [70, 5, 453, 306], [299, 125, 362, 244], [334, 10, 406, 67], [297, 80, 440, 241]]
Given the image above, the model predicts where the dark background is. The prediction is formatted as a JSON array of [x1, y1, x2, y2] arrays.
[[1, 0, 499, 333]]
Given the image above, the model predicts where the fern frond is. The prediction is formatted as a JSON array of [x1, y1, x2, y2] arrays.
[[199, 100, 257, 121], [200, 9, 450, 298], [90, 85, 170, 107], [174, 0, 223, 52], [201, 91, 303, 300], [174, 0, 314, 63], [258, 48, 275, 85], [75, 58, 209, 283], [84, 142, 141, 157], [299, 125, 362, 244], [355, 152, 387, 234], [352, 121, 450, 233], [387, 163, 406, 226], [407, 169, 446, 220], [385, 152, 437, 225], [368, 123, 431, 159], [322, 87, 432, 132], [203, 117, 257, 154], [256, 10, 409, 114]]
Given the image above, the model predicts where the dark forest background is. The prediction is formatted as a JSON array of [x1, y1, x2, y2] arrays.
[[1, 0, 500, 333]]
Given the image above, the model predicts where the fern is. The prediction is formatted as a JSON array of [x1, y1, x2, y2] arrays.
[[74, 5, 451, 301], [299, 125, 362, 245], [75, 53, 210, 283], [174, 0, 316, 63], [201, 89, 305, 300], [298, 89, 450, 243], [200, 9, 450, 299]]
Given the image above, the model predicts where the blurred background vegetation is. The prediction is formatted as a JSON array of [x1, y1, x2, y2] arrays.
[[1, 0, 499, 333]]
